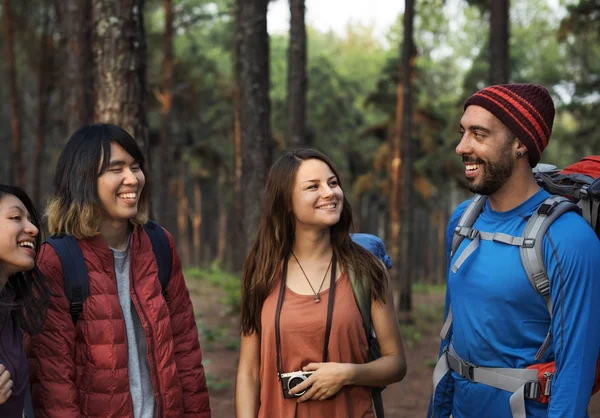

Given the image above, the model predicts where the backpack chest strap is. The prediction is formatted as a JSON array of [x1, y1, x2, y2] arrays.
[[451, 228, 527, 273]]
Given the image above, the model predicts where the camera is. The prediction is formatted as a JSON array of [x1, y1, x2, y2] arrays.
[[280, 371, 314, 398]]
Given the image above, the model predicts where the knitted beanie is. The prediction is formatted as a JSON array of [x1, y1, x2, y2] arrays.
[[464, 84, 555, 166]]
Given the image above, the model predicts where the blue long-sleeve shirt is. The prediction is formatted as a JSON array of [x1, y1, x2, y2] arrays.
[[428, 189, 600, 418]]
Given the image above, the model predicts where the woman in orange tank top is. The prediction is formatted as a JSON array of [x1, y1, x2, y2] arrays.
[[235, 149, 407, 418]]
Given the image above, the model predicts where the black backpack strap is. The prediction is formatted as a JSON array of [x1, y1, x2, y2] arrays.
[[46, 236, 89, 324], [24, 381, 34, 418], [143, 221, 173, 297], [373, 389, 384, 418]]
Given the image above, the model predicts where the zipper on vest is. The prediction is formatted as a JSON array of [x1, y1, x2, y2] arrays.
[[130, 276, 164, 418]]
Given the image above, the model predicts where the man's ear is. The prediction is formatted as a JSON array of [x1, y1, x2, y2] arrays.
[[514, 138, 528, 159]]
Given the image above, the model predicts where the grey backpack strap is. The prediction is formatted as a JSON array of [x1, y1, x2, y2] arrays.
[[519, 195, 580, 360], [441, 195, 487, 339], [440, 305, 453, 340], [451, 194, 488, 257], [577, 189, 600, 231]]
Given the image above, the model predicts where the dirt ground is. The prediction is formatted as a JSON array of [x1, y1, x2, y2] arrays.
[[186, 278, 600, 418]]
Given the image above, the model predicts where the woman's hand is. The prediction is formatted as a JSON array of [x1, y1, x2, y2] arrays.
[[0, 365, 13, 404], [289, 362, 354, 402]]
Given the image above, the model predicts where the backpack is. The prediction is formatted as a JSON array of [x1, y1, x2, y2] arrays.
[[46, 221, 172, 324], [350, 233, 392, 418], [442, 156, 600, 404]]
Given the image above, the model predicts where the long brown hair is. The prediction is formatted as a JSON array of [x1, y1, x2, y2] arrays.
[[0, 185, 50, 335], [240, 148, 387, 335]]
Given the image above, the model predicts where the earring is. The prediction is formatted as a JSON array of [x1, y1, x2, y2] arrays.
[[516, 151, 522, 158]]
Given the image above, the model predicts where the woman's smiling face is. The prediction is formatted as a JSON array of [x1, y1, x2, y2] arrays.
[[291, 158, 344, 230], [0, 194, 39, 279]]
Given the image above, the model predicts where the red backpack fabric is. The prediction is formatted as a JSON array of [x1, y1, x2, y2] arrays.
[[560, 156, 600, 177]]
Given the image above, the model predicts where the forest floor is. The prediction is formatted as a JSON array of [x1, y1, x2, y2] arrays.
[[185, 271, 600, 418]]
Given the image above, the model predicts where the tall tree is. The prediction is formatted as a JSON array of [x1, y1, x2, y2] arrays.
[[287, 0, 307, 148], [33, 0, 52, 206], [2, 0, 24, 187], [237, 0, 273, 262], [398, 0, 416, 318], [232, 0, 244, 270], [157, 0, 174, 224], [92, 0, 148, 153], [62, 0, 94, 134], [489, 0, 510, 84]]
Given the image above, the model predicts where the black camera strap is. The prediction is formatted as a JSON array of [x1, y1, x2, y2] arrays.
[[275, 253, 337, 380]]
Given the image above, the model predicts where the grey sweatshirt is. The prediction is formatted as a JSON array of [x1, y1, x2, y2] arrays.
[[111, 243, 156, 418]]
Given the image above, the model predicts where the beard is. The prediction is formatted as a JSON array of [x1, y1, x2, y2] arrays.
[[466, 145, 514, 196]]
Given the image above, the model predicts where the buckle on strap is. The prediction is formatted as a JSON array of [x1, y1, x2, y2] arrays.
[[532, 272, 550, 294], [454, 358, 477, 382], [522, 238, 536, 248], [455, 226, 479, 240], [524, 381, 541, 400], [461, 362, 477, 382], [446, 346, 477, 382], [537, 203, 553, 215]]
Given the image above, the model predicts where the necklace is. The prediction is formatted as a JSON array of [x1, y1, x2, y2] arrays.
[[290, 251, 333, 303]]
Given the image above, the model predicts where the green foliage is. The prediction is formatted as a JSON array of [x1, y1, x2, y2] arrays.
[[269, 25, 390, 188], [400, 306, 442, 348], [400, 323, 423, 348], [412, 283, 446, 295], [203, 364, 233, 391], [145, 0, 236, 183], [554, 0, 600, 157], [195, 316, 228, 349], [2, 0, 600, 285], [186, 266, 241, 312]]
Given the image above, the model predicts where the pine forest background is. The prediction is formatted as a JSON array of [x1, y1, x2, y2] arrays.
[[1, 0, 599, 320]]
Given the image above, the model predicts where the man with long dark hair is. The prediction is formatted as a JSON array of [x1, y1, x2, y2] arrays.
[[27, 124, 211, 418]]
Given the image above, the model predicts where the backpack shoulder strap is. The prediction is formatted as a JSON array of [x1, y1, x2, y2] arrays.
[[451, 195, 487, 257], [347, 267, 385, 417], [348, 267, 372, 345], [519, 195, 580, 360], [46, 236, 89, 324], [441, 196, 486, 340], [143, 221, 173, 296]]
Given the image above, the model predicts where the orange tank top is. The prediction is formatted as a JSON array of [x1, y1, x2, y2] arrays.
[[258, 272, 375, 418]]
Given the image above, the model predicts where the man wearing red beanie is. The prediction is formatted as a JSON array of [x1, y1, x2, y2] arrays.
[[428, 84, 600, 418]]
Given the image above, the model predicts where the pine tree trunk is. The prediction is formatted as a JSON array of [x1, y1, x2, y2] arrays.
[[63, 0, 94, 134], [158, 0, 173, 225], [216, 167, 228, 268], [389, 85, 404, 290], [192, 180, 202, 267], [176, 166, 190, 267], [232, 0, 244, 270], [398, 0, 416, 320], [490, 0, 510, 84], [287, 0, 307, 148], [92, 0, 148, 154], [237, 0, 273, 264], [2, 0, 24, 187], [33, 0, 52, 206]]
